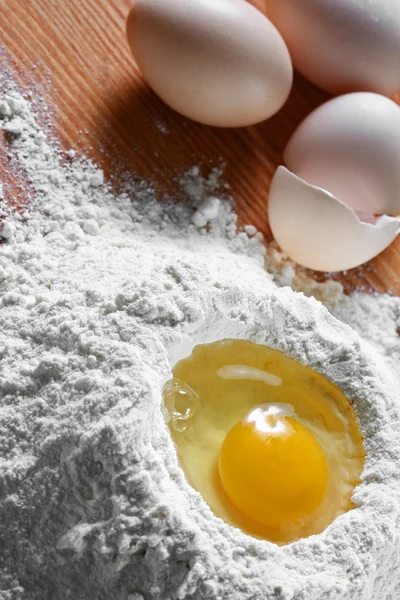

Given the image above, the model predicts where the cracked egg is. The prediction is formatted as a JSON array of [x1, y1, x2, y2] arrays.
[[268, 93, 400, 272], [163, 339, 365, 545]]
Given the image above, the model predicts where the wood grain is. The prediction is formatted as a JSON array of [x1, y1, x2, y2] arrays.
[[0, 0, 400, 294]]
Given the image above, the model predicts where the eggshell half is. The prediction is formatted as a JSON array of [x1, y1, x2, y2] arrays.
[[268, 167, 400, 272], [267, 0, 400, 96], [284, 93, 400, 216], [127, 0, 293, 127]]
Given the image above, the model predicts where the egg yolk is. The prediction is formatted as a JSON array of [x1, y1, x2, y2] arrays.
[[218, 406, 329, 530], [164, 339, 365, 544]]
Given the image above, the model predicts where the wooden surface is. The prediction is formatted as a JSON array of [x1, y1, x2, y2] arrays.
[[0, 0, 400, 294]]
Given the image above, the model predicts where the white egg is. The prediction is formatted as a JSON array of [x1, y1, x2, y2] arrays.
[[267, 0, 400, 96], [126, 0, 293, 127], [284, 93, 400, 216], [268, 167, 400, 272]]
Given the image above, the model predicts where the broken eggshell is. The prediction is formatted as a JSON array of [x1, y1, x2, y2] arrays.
[[284, 93, 400, 217], [268, 167, 400, 273]]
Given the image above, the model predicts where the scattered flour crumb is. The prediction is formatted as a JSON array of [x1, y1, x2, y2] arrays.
[[191, 196, 221, 228], [0, 220, 15, 239], [244, 224, 257, 237], [155, 118, 170, 135], [265, 241, 345, 307], [2, 116, 24, 135]]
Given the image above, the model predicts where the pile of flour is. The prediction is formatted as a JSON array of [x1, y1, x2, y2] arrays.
[[1, 86, 400, 600], [265, 245, 400, 383]]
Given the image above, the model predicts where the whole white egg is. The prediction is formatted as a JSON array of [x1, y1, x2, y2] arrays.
[[126, 0, 293, 127], [267, 0, 400, 96]]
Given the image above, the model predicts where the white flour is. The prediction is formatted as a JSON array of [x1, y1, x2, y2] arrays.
[[265, 246, 400, 382], [1, 86, 400, 600]]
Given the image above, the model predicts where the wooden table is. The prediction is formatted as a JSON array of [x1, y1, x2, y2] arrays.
[[1, 0, 400, 294]]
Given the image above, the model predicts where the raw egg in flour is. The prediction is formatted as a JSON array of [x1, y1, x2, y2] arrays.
[[163, 339, 365, 544]]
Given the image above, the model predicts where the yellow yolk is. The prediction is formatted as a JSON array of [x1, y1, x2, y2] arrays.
[[218, 409, 329, 529], [163, 339, 365, 544]]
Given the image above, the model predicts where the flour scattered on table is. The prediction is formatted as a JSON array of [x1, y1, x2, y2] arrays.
[[1, 85, 400, 600]]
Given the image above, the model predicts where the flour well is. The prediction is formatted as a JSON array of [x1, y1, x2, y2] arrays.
[[1, 86, 400, 600]]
